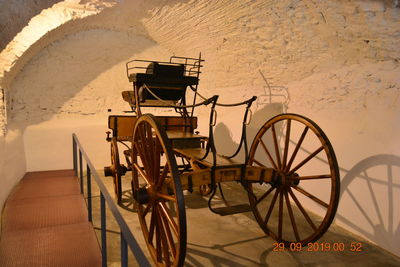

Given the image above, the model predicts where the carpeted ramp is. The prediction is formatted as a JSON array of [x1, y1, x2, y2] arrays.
[[0, 170, 101, 267]]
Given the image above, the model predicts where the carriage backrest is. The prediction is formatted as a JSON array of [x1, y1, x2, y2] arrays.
[[139, 62, 190, 103], [126, 57, 200, 107], [145, 62, 184, 77]]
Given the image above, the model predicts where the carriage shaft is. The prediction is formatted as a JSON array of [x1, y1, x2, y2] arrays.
[[179, 166, 275, 190]]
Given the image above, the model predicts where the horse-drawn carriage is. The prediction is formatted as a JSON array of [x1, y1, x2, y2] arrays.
[[104, 55, 340, 266]]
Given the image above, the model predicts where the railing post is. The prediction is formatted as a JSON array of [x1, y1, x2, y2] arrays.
[[73, 135, 77, 176], [121, 232, 128, 267], [73, 133, 151, 266], [79, 151, 83, 194], [87, 165, 92, 222], [100, 192, 107, 267]]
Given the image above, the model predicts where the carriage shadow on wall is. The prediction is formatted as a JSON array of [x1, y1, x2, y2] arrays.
[[214, 100, 400, 257], [337, 154, 400, 256], [183, 103, 284, 210], [213, 103, 284, 161], [191, 103, 400, 266]]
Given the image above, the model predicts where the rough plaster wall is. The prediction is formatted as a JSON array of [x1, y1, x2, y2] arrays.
[[0, 130, 26, 234], [143, 0, 399, 87], [0, 0, 119, 236], [0, 0, 400, 256], [138, 2, 400, 256], [8, 0, 398, 135], [0, 0, 120, 137], [8, 30, 171, 123], [0, 0, 63, 51], [0, 0, 173, 225], [0, 88, 4, 136]]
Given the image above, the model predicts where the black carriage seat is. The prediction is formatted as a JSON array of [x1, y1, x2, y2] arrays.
[[126, 62, 199, 107]]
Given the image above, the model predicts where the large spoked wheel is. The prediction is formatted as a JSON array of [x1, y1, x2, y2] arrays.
[[110, 138, 122, 204], [247, 113, 340, 246], [132, 114, 186, 267]]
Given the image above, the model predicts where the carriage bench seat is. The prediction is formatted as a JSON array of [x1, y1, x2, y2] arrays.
[[173, 147, 241, 168], [122, 90, 179, 108], [166, 131, 207, 149]]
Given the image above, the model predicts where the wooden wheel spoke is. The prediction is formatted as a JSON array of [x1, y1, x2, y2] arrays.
[[271, 124, 282, 169], [146, 125, 161, 185], [134, 142, 151, 181], [248, 114, 339, 245], [133, 141, 144, 166], [138, 125, 154, 179], [153, 138, 161, 188], [132, 115, 186, 267], [159, 202, 179, 237], [289, 146, 324, 175], [133, 162, 151, 186], [155, 210, 162, 262], [111, 141, 118, 168], [285, 126, 309, 172], [264, 188, 280, 225], [253, 159, 266, 167], [282, 119, 291, 170], [278, 189, 283, 240], [145, 123, 155, 164], [157, 192, 176, 202], [256, 186, 275, 204], [148, 207, 156, 244], [293, 174, 332, 180], [111, 141, 121, 200], [288, 188, 317, 231], [284, 190, 300, 241], [160, 210, 177, 258], [293, 186, 329, 208], [259, 139, 278, 169], [156, 163, 169, 190], [143, 202, 153, 218], [155, 206, 171, 266]]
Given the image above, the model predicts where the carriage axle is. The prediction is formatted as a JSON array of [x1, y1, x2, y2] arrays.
[[179, 165, 276, 191]]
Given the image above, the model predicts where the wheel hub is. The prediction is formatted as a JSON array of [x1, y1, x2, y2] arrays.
[[272, 171, 300, 188], [103, 166, 113, 177], [134, 184, 171, 205], [134, 187, 150, 204]]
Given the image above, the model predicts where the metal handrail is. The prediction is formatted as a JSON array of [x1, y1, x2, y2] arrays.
[[126, 64, 202, 78], [72, 133, 151, 267], [126, 56, 203, 78]]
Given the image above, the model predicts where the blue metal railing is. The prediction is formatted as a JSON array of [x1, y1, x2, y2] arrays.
[[72, 133, 151, 267]]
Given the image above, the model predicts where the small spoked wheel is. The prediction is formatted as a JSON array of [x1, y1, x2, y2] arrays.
[[247, 113, 340, 246], [199, 184, 212, 196], [110, 138, 122, 204], [132, 114, 186, 267]]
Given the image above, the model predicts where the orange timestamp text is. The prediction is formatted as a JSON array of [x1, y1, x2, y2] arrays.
[[273, 242, 363, 252]]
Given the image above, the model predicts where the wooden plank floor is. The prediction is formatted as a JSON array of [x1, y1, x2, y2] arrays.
[[0, 170, 101, 267]]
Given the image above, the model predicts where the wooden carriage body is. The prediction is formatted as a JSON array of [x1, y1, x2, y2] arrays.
[[104, 55, 340, 267]]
